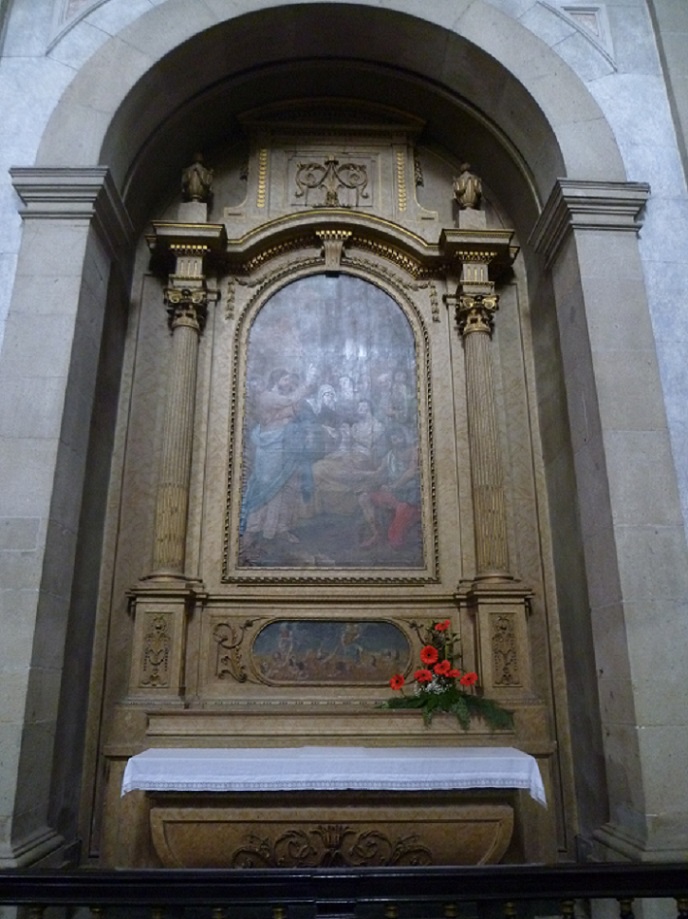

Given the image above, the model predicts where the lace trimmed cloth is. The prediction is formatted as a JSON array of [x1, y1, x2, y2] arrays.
[[121, 746, 546, 806]]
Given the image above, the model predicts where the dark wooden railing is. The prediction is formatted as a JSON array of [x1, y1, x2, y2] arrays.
[[0, 864, 686, 917]]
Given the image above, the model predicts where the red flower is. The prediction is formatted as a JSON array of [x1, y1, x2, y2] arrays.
[[448, 668, 461, 679], [460, 671, 478, 687], [389, 674, 405, 691], [414, 668, 433, 683], [420, 645, 439, 665], [434, 659, 452, 676], [434, 619, 451, 632]]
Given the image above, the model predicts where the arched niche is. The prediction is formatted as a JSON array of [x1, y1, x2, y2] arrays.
[[9, 0, 655, 870]]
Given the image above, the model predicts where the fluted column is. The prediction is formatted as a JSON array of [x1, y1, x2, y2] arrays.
[[442, 228, 537, 704], [457, 292, 510, 579], [152, 286, 208, 575], [127, 222, 225, 701]]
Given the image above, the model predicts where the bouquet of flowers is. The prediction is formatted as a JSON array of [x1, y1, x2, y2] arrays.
[[379, 618, 513, 731]]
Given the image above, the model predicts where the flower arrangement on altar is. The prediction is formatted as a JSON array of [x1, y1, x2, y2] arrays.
[[379, 618, 514, 731]]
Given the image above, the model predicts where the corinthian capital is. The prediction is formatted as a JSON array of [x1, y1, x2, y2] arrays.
[[457, 293, 500, 337], [164, 286, 209, 332]]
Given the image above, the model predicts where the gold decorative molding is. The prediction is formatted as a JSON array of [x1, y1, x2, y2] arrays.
[[164, 286, 212, 333], [456, 293, 500, 337], [256, 148, 269, 208], [396, 150, 407, 212], [315, 229, 352, 271]]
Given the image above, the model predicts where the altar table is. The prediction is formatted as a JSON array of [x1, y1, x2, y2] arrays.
[[119, 747, 545, 868], [122, 746, 546, 804]]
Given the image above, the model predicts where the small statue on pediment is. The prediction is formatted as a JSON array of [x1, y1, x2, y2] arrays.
[[181, 152, 213, 202], [453, 163, 482, 210]]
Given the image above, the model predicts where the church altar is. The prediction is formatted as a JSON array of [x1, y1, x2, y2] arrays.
[[118, 747, 545, 868]]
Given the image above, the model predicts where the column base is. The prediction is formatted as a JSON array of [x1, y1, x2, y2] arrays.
[[592, 821, 688, 863], [0, 826, 66, 868]]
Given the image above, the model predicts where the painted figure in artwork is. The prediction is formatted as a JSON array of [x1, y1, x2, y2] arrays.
[[239, 366, 317, 543], [358, 425, 421, 549]]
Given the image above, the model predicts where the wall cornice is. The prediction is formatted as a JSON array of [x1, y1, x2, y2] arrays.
[[10, 166, 134, 257], [529, 179, 651, 267]]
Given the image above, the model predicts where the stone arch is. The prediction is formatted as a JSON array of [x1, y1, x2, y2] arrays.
[[36, 1, 624, 208]]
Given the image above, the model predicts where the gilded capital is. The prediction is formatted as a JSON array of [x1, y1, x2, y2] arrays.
[[457, 293, 499, 337], [164, 286, 209, 332]]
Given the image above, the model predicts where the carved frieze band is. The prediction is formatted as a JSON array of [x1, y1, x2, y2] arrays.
[[529, 179, 651, 266]]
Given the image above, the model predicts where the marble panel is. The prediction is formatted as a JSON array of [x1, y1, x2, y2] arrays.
[[605, 4, 663, 75], [0, 376, 66, 441], [581, 525, 622, 610], [47, 19, 110, 69], [0, 517, 40, 552], [25, 589, 75, 673], [36, 97, 113, 167], [0, 57, 71, 149], [640, 198, 688, 270], [22, 666, 63, 726], [12, 723, 55, 829], [592, 349, 668, 431], [615, 524, 688, 602], [603, 429, 684, 527], [589, 74, 676, 155], [0, 621, 34, 689], [0, 313, 74, 383], [59, 37, 155, 114], [0, 723, 22, 809], [600, 721, 646, 822], [84, 0, 156, 34], [115, 0, 220, 58], [40, 519, 78, 603], [0, 187, 22, 253], [588, 600, 633, 688], [623, 606, 687, 725], [552, 31, 616, 83], [636, 723, 688, 815], [573, 436, 614, 537], [548, 116, 626, 178], [49, 443, 88, 535], [1, 0, 54, 57], [596, 673, 638, 728], [0, 438, 59, 516]]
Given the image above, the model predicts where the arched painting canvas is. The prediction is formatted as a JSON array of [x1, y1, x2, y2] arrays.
[[237, 274, 424, 569]]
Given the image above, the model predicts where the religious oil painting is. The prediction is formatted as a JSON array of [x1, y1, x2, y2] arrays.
[[237, 274, 425, 570], [252, 619, 411, 685]]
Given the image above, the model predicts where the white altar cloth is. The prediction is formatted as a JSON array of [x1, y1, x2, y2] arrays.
[[121, 746, 546, 805]]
